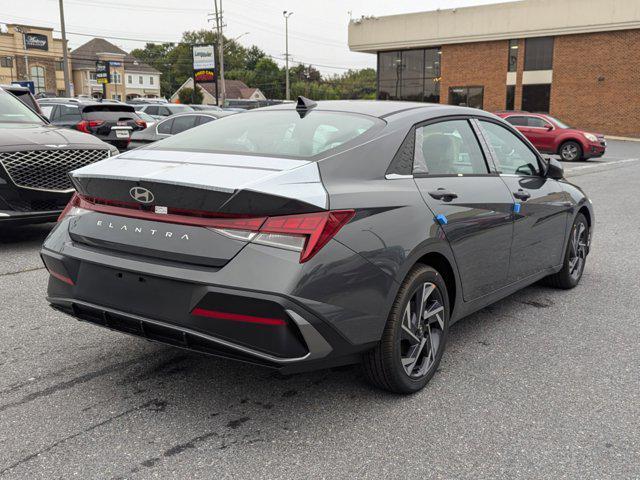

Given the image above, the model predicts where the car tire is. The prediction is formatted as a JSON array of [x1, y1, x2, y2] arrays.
[[544, 213, 589, 289], [363, 264, 450, 394], [559, 140, 583, 161]]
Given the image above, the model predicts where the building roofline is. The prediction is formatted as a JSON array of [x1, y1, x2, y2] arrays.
[[349, 0, 640, 53]]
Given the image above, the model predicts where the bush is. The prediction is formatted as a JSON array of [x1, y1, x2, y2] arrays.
[[178, 87, 203, 105]]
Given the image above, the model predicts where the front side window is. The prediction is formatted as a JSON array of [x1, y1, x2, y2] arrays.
[[479, 120, 540, 176], [30, 66, 46, 94], [150, 110, 379, 158], [524, 37, 554, 71], [527, 117, 551, 128], [413, 120, 488, 175]]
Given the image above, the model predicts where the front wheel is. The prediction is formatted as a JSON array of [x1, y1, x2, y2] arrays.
[[544, 213, 589, 289], [559, 141, 583, 161], [363, 265, 449, 394]]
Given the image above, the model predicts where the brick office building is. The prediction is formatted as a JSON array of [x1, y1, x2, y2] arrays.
[[348, 0, 640, 137]]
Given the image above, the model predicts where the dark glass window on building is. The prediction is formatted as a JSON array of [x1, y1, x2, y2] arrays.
[[506, 85, 516, 110], [508, 40, 518, 72], [448, 86, 484, 109], [1, 56, 13, 68], [524, 37, 554, 70], [55, 61, 64, 71], [522, 84, 551, 113], [377, 48, 441, 103]]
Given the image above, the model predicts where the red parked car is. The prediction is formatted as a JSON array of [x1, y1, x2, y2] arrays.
[[495, 112, 606, 161]]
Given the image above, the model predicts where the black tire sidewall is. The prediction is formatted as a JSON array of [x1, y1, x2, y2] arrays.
[[561, 213, 589, 287], [388, 266, 450, 393]]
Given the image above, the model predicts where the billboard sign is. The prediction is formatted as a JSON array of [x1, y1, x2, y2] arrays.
[[25, 33, 48, 51], [194, 69, 215, 83], [95, 61, 110, 84], [192, 44, 216, 70]]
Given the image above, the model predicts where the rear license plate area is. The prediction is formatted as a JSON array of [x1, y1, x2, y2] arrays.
[[75, 263, 193, 323], [115, 129, 130, 139]]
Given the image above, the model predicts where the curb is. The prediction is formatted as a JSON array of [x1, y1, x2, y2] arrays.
[[605, 135, 640, 142]]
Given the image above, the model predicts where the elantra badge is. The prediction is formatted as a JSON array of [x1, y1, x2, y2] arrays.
[[129, 187, 154, 204]]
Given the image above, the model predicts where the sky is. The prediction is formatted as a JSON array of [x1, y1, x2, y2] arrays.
[[1, 0, 516, 75]]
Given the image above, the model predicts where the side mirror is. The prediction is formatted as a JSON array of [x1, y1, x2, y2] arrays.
[[545, 157, 564, 179], [546, 125, 553, 131]]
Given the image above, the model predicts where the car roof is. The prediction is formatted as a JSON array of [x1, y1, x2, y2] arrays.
[[261, 100, 444, 118]]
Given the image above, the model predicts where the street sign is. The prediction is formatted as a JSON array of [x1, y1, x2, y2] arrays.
[[95, 61, 110, 84]]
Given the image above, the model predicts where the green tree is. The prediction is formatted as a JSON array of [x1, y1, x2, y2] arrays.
[[253, 57, 284, 99], [178, 86, 203, 105]]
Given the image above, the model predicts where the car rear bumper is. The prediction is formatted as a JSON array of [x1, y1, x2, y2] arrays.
[[41, 243, 377, 373]]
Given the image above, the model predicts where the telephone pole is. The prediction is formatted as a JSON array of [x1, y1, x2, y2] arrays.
[[58, 0, 71, 97], [213, 0, 226, 106], [283, 11, 293, 101]]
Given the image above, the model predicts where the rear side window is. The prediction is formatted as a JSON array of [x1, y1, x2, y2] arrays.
[[171, 115, 197, 134], [505, 116, 528, 126], [157, 118, 173, 134], [145, 106, 159, 115], [149, 110, 379, 158], [527, 117, 550, 128], [40, 105, 54, 119], [413, 120, 488, 175], [479, 120, 540, 176], [57, 104, 81, 122], [196, 115, 215, 125]]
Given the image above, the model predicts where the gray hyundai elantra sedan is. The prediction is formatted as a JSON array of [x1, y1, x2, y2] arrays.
[[42, 98, 593, 393]]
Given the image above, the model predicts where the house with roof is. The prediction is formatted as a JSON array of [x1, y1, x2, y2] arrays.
[[170, 78, 266, 105], [71, 38, 161, 100]]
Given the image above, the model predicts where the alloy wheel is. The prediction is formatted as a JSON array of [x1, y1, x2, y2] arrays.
[[400, 282, 445, 378], [568, 221, 588, 281], [561, 143, 579, 161]]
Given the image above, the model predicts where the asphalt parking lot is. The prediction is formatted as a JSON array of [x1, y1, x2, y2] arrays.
[[1, 140, 639, 479]]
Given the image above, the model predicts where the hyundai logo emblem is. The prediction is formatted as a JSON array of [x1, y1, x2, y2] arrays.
[[129, 186, 154, 204]]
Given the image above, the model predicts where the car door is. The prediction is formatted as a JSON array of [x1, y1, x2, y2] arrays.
[[412, 118, 515, 301], [525, 116, 555, 153], [476, 119, 571, 282]]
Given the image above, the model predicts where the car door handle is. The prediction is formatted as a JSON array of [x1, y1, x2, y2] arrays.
[[513, 189, 531, 201], [428, 189, 458, 201]]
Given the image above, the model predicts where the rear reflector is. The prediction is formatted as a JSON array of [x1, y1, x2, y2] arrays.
[[47, 269, 74, 286], [191, 308, 286, 326], [58, 194, 355, 263]]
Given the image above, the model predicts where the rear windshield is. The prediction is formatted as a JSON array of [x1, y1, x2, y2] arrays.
[[0, 91, 43, 124], [83, 109, 138, 122], [148, 110, 379, 158]]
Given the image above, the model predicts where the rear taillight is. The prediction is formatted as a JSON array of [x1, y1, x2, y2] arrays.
[[76, 120, 104, 133], [57, 193, 90, 222], [60, 195, 355, 263], [135, 120, 147, 129], [211, 210, 355, 262]]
